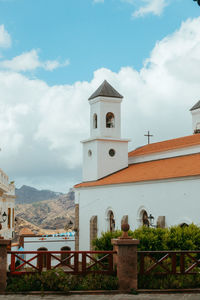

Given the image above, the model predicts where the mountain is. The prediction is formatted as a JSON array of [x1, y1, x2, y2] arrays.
[[15, 186, 75, 231], [15, 185, 63, 204]]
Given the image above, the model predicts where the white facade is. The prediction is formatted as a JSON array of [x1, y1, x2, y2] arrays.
[[0, 168, 15, 240], [76, 176, 199, 250]]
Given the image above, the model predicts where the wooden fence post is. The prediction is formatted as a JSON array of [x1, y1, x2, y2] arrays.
[[0, 239, 11, 292], [111, 223, 139, 291]]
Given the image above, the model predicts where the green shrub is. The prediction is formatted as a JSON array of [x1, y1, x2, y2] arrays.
[[6, 269, 118, 292], [93, 224, 200, 252], [138, 274, 200, 289], [92, 224, 200, 289]]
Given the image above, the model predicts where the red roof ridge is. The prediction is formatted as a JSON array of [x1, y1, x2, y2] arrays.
[[128, 134, 200, 158]]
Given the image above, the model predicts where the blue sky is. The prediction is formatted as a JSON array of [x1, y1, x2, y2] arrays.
[[0, 0, 198, 85], [0, 0, 200, 192]]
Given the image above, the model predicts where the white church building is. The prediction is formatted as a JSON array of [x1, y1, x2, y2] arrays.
[[74, 80, 200, 251]]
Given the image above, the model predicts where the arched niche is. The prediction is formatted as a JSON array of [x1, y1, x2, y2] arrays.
[[179, 223, 189, 228], [106, 112, 115, 128], [138, 209, 149, 227], [107, 210, 115, 232]]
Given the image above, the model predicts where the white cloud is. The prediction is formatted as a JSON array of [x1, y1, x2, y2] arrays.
[[44, 59, 70, 71], [0, 49, 69, 72], [1, 17, 200, 191], [0, 25, 11, 48], [132, 0, 168, 17]]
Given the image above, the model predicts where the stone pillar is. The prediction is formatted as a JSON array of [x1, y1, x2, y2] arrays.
[[75, 204, 79, 251], [111, 223, 139, 291], [0, 239, 11, 292], [90, 215, 97, 251], [157, 216, 165, 228]]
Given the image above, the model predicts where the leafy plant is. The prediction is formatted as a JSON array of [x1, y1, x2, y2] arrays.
[[6, 269, 118, 292], [93, 224, 200, 252]]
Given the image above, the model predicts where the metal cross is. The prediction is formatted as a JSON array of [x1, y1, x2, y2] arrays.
[[144, 131, 153, 144]]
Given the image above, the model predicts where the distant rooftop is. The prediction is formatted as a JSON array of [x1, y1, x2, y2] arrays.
[[19, 227, 35, 236], [190, 100, 200, 111], [88, 80, 123, 100]]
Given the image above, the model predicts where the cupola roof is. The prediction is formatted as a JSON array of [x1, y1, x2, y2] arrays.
[[88, 80, 123, 100], [190, 100, 200, 111]]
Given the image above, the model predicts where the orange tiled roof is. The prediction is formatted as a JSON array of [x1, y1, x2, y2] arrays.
[[11, 243, 19, 247], [19, 228, 35, 236], [75, 153, 200, 188], [128, 134, 200, 157]]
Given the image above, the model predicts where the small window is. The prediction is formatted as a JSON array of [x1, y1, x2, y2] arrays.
[[93, 114, 97, 129], [142, 210, 149, 227], [109, 149, 115, 157], [88, 150, 92, 157], [106, 112, 115, 128]]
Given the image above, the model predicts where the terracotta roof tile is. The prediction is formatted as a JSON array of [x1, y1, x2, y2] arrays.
[[129, 134, 200, 158], [75, 153, 200, 188], [11, 243, 19, 247], [20, 228, 35, 236]]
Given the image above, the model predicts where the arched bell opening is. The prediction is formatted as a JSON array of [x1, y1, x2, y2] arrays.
[[106, 112, 115, 128]]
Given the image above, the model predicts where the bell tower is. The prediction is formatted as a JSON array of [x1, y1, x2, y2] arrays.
[[82, 80, 129, 182], [190, 100, 200, 134]]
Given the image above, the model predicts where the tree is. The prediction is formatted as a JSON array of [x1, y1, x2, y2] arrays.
[[193, 0, 200, 6]]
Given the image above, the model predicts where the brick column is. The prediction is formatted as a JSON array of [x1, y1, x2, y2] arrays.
[[0, 239, 11, 292], [111, 223, 139, 291]]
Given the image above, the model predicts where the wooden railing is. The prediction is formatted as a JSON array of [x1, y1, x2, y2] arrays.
[[138, 251, 200, 275], [8, 251, 116, 276]]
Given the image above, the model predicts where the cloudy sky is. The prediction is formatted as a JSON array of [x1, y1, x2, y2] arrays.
[[0, 0, 200, 192]]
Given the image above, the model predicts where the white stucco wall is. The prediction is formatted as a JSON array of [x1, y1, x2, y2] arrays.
[[76, 176, 200, 250], [0, 197, 15, 239], [7, 236, 75, 268], [82, 138, 129, 181]]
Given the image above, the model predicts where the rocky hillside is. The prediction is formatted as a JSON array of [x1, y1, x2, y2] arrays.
[[15, 187, 75, 231], [15, 185, 63, 204]]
